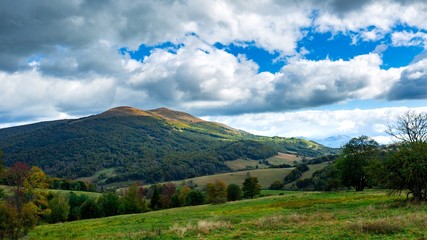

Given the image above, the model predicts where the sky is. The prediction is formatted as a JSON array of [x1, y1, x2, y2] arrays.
[[1, 0, 427, 144]]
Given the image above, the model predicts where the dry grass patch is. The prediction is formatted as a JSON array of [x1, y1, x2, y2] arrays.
[[169, 220, 232, 237], [197, 220, 231, 234], [256, 215, 284, 229], [348, 218, 404, 235]]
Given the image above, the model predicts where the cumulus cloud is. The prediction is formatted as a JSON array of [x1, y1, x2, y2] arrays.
[[1, 0, 427, 131], [203, 106, 427, 144], [388, 59, 427, 100], [391, 31, 427, 47]]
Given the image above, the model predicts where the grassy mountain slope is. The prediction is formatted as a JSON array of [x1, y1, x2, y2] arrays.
[[0, 106, 336, 184], [29, 191, 426, 239]]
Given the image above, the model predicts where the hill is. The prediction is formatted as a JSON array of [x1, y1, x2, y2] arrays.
[[28, 190, 426, 239], [0, 106, 336, 185]]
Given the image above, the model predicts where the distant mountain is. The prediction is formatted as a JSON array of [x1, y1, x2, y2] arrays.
[[0, 106, 336, 185], [310, 135, 351, 148]]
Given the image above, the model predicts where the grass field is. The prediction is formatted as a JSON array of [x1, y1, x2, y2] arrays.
[[267, 152, 304, 165], [0, 185, 102, 198], [137, 168, 295, 190], [28, 190, 427, 239], [224, 159, 269, 170], [77, 168, 117, 184]]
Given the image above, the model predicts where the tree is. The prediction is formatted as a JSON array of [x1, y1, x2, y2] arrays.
[[68, 192, 89, 221], [269, 180, 284, 190], [206, 180, 227, 204], [186, 189, 205, 206], [150, 185, 161, 210], [5, 162, 31, 210], [79, 198, 100, 219], [382, 142, 427, 202], [387, 111, 427, 143], [119, 183, 146, 214], [242, 177, 261, 199], [381, 111, 427, 202], [0, 203, 20, 239], [336, 136, 379, 191], [178, 185, 191, 206], [48, 195, 70, 223], [98, 192, 120, 217], [227, 184, 242, 201], [160, 183, 176, 208]]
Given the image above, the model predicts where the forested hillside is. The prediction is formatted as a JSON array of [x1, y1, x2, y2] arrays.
[[0, 106, 335, 184]]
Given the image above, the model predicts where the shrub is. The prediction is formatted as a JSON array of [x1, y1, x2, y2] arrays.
[[79, 198, 100, 220], [269, 180, 284, 190], [206, 180, 227, 204], [48, 195, 70, 223], [98, 192, 120, 217], [242, 177, 261, 199], [186, 189, 205, 206], [227, 184, 242, 201]]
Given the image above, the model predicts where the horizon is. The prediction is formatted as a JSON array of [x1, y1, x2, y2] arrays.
[[1, 0, 427, 143]]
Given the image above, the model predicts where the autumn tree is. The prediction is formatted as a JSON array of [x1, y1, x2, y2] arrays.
[[336, 136, 379, 191], [5, 162, 31, 210], [119, 183, 146, 214], [160, 183, 176, 208], [206, 180, 227, 204], [242, 177, 261, 198], [178, 185, 191, 206]]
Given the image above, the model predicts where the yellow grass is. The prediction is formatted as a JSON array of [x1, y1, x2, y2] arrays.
[[267, 152, 303, 165], [225, 159, 269, 170]]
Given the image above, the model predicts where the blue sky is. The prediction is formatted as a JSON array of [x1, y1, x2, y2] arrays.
[[1, 0, 427, 143]]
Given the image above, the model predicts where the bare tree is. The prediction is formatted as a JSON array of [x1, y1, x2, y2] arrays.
[[386, 111, 427, 143]]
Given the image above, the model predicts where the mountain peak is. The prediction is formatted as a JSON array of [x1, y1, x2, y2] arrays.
[[102, 106, 152, 116], [148, 107, 204, 123]]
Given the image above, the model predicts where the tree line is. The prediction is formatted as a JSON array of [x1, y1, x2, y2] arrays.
[[0, 155, 262, 239], [279, 111, 427, 202]]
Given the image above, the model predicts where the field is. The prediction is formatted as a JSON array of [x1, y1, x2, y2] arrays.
[[0, 185, 102, 198], [28, 190, 427, 239], [135, 168, 294, 190], [224, 159, 269, 170], [267, 152, 304, 165]]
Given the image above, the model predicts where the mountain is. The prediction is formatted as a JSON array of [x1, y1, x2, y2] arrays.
[[0, 106, 336, 185], [310, 135, 351, 148]]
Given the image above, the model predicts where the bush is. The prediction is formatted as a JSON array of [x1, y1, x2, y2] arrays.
[[206, 180, 227, 204], [269, 180, 284, 190], [48, 195, 70, 223], [186, 189, 205, 206], [98, 192, 120, 217], [0, 203, 20, 239], [242, 177, 261, 199], [79, 198, 100, 220], [227, 184, 242, 201], [68, 192, 89, 221]]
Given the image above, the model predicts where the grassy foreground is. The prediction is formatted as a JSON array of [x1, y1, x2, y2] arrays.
[[29, 190, 427, 239]]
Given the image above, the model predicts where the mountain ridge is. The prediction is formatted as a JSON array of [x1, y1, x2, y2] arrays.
[[0, 106, 336, 185]]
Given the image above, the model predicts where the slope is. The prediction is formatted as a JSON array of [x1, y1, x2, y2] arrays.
[[0, 106, 336, 185]]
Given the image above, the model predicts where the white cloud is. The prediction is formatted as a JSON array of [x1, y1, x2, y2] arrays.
[[1, 0, 427, 129], [391, 31, 427, 47], [203, 106, 427, 144]]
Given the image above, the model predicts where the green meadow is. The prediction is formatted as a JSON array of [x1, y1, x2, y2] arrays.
[[28, 190, 427, 239]]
